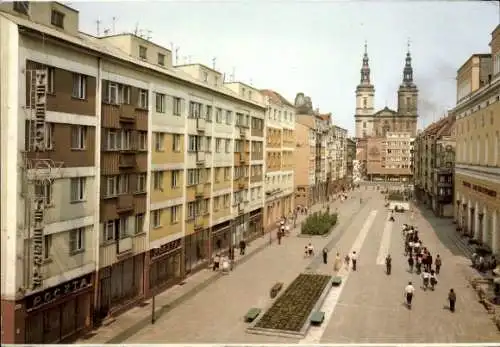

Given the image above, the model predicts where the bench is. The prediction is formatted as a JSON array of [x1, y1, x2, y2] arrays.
[[310, 311, 325, 325], [270, 282, 283, 298], [332, 276, 342, 286], [244, 308, 261, 322]]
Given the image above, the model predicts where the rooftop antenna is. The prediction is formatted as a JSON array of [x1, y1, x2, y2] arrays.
[[146, 30, 152, 40], [231, 67, 236, 82], [96, 19, 101, 36], [112, 17, 117, 34], [223, 73, 226, 82], [212, 57, 216, 70], [175, 47, 179, 65], [170, 42, 174, 52], [249, 78, 253, 86], [133, 23, 139, 36]]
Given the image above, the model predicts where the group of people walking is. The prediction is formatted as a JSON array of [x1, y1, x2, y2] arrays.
[[400, 223, 456, 312]]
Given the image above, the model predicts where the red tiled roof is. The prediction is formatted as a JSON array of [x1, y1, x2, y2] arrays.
[[423, 114, 455, 138], [260, 89, 294, 107]]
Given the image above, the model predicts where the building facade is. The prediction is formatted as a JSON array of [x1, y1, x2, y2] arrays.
[[452, 25, 500, 255], [354, 43, 419, 181], [260, 90, 295, 232], [293, 93, 332, 207], [0, 2, 270, 343], [346, 138, 356, 182], [414, 115, 456, 217]]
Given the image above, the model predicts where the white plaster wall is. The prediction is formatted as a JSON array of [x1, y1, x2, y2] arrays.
[[0, 16, 21, 298]]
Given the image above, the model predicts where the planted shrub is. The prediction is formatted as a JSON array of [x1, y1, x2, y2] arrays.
[[255, 274, 331, 332], [301, 212, 338, 235], [387, 192, 406, 201]]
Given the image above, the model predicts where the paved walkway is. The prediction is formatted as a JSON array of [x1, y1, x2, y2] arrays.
[[78, 193, 358, 344], [79, 187, 500, 343]]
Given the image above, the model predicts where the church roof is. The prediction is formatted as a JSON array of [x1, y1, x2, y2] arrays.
[[374, 106, 397, 116]]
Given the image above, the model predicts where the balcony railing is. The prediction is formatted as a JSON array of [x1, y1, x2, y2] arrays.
[[195, 183, 204, 197], [117, 194, 134, 213], [117, 236, 132, 254], [196, 118, 206, 132], [194, 215, 204, 229], [119, 153, 136, 168], [196, 151, 205, 164]]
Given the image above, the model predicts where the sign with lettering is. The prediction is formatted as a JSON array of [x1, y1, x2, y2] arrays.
[[32, 197, 45, 288], [26, 273, 93, 311], [151, 239, 181, 258]]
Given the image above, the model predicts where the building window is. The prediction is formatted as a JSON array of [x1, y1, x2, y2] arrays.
[[139, 45, 147, 60], [152, 209, 162, 228], [35, 182, 52, 206], [157, 53, 165, 66], [203, 71, 208, 82], [43, 234, 52, 260], [154, 132, 164, 151], [226, 111, 232, 124], [172, 134, 181, 152], [136, 173, 146, 193], [138, 89, 148, 109], [189, 101, 201, 118], [188, 135, 202, 152], [51, 10, 65, 28], [153, 171, 164, 190], [216, 108, 222, 123], [69, 228, 85, 253], [70, 177, 85, 202], [494, 53, 500, 76], [138, 131, 147, 151], [135, 213, 145, 234], [43, 123, 54, 150], [225, 139, 231, 153], [206, 105, 213, 121], [105, 175, 129, 197], [171, 170, 180, 188], [215, 138, 222, 152], [71, 125, 87, 150], [13, 1, 29, 14], [71, 73, 86, 99], [171, 205, 180, 224], [173, 97, 182, 116], [155, 93, 165, 113]]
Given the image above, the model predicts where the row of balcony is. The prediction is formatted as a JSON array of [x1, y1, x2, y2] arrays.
[[194, 118, 264, 137]]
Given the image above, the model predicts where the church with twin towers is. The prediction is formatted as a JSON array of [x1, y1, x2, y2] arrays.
[[354, 42, 419, 139], [354, 42, 419, 182]]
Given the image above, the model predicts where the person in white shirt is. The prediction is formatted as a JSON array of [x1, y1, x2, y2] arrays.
[[307, 243, 314, 256], [404, 281, 415, 308], [351, 251, 358, 271], [421, 270, 430, 290]]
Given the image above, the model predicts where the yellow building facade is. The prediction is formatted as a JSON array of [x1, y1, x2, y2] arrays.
[[453, 25, 500, 254]]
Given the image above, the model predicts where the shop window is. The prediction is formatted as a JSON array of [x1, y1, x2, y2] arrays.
[[61, 299, 76, 339], [43, 307, 61, 343]]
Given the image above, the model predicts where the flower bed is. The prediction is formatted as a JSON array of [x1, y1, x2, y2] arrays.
[[387, 192, 406, 201], [301, 212, 338, 236], [254, 274, 331, 332]]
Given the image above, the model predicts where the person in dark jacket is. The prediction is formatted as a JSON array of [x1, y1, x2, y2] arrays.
[[448, 288, 457, 312]]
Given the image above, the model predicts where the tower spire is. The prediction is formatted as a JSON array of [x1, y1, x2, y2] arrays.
[[360, 41, 371, 85], [402, 38, 414, 85]]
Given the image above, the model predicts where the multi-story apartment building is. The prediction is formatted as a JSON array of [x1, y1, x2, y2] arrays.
[[293, 93, 331, 207], [414, 114, 456, 217], [365, 132, 415, 182], [326, 125, 348, 194], [0, 2, 266, 343], [260, 89, 295, 231], [346, 138, 356, 183], [452, 25, 500, 255]]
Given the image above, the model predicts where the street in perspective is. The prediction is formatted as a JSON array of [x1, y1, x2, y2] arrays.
[[1, 1, 499, 345]]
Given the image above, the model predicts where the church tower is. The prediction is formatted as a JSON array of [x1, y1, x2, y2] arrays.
[[397, 41, 418, 135], [355, 42, 375, 139]]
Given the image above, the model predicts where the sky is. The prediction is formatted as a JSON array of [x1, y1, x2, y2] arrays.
[[71, 0, 499, 135]]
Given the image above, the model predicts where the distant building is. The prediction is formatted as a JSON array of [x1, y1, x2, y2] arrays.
[[353, 42, 418, 182], [414, 114, 456, 217]]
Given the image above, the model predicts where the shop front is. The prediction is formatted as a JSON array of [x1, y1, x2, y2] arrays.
[[24, 273, 94, 343], [211, 220, 231, 258], [149, 239, 182, 294], [184, 229, 209, 275], [97, 253, 144, 318], [247, 208, 263, 242]]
